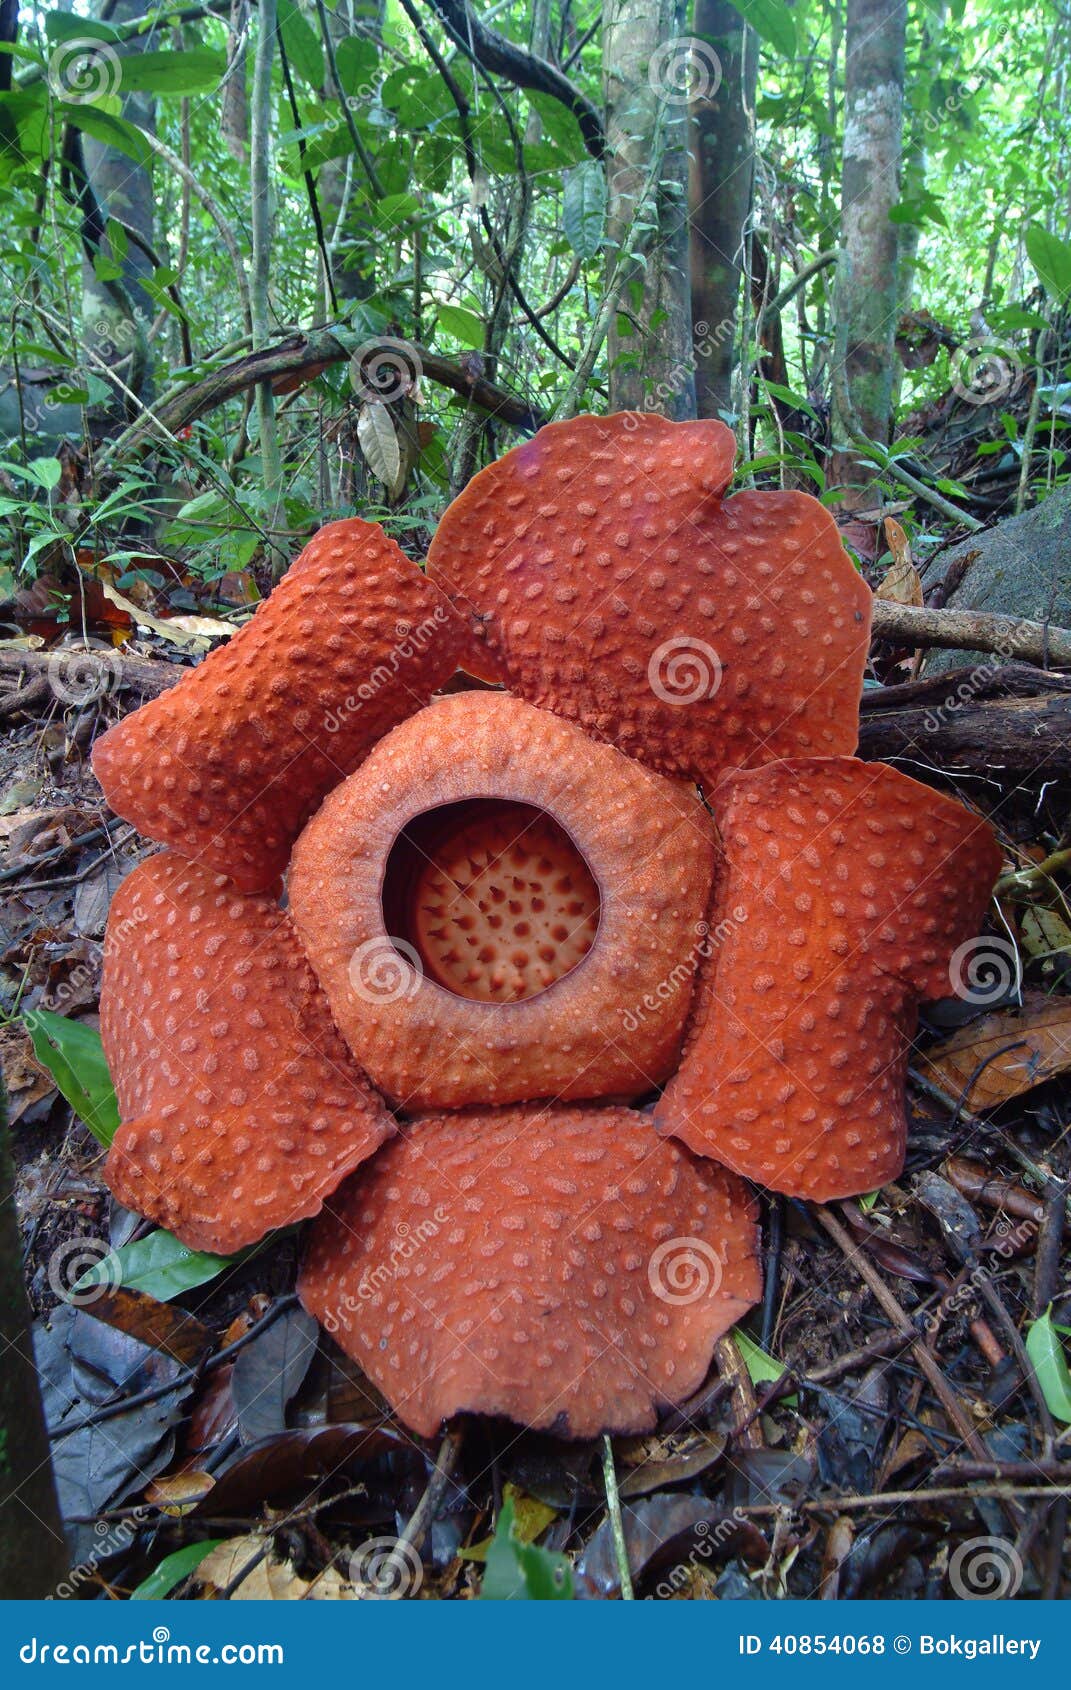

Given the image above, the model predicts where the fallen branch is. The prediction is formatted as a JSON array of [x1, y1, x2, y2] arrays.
[[111, 331, 543, 458], [857, 690, 1071, 782], [0, 649, 184, 699], [871, 599, 1071, 667]]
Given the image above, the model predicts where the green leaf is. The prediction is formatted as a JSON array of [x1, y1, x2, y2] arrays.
[[73, 1228, 237, 1302], [117, 50, 225, 96], [562, 159, 607, 260], [733, 1328, 797, 1405], [1025, 1307, 1071, 1422], [335, 36, 380, 99], [436, 303, 484, 349], [129, 1541, 224, 1600], [278, 0, 324, 89], [723, 0, 797, 56], [24, 1008, 120, 1147], [58, 104, 150, 167], [525, 92, 587, 163], [45, 13, 122, 45], [1026, 224, 1071, 305], [479, 1500, 573, 1600]]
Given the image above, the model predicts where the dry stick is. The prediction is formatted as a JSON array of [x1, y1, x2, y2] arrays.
[[910, 1066, 1071, 1225], [814, 1205, 997, 1467], [601, 1435, 634, 1601], [870, 599, 1071, 666], [393, 1426, 465, 1562], [139, 131, 251, 334], [737, 1483, 1069, 1517], [716, 1332, 763, 1450]]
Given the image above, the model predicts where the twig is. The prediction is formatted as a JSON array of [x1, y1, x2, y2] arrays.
[[600, 1435, 633, 1600], [814, 1205, 995, 1465], [393, 1425, 465, 1561]]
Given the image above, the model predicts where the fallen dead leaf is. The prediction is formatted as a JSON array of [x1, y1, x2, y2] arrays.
[[196, 1535, 357, 1600], [876, 518, 923, 606], [919, 992, 1071, 1110]]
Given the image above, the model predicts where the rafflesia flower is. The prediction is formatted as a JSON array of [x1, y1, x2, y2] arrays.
[[92, 414, 1002, 1441]]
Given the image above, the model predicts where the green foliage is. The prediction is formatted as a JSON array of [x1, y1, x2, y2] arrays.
[[563, 160, 607, 259], [725, 0, 797, 56], [24, 1009, 120, 1148], [72, 1229, 239, 1302], [1025, 1307, 1071, 1423], [1026, 225, 1071, 305], [479, 1500, 573, 1600], [129, 1541, 225, 1599]]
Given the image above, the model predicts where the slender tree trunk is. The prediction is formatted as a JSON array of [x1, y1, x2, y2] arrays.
[[250, 0, 284, 566], [689, 3, 757, 419], [898, 0, 947, 317], [603, 0, 695, 418], [830, 0, 906, 502], [0, 1089, 68, 1598], [81, 0, 159, 415]]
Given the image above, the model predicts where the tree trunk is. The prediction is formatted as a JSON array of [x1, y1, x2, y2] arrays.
[[0, 1089, 68, 1598], [81, 0, 159, 416], [689, 3, 757, 419], [830, 0, 906, 500], [603, 0, 695, 418]]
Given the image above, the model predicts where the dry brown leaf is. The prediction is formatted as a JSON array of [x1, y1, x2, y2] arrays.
[[196, 1535, 357, 1600], [99, 584, 232, 649], [143, 1470, 216, 1514], [876, 518, 923, 606], [919, 992, 1071, 1110]]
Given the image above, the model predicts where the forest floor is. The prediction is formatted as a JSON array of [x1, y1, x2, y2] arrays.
[[2, 511, 1070, 1602]]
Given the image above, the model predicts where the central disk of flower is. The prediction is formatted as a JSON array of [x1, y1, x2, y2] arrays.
[[382, 798, 600, 1003]]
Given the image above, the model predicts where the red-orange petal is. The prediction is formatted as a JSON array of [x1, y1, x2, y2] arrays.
[[656, 759, 1003, 1199], [100, 853, 394, 1254], [288, 691, 717, 1109], [92, 520, 462, 893], [298, 1106, 760, 1440], [427, 414, 871, 783]]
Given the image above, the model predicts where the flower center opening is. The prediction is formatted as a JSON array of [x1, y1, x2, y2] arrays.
[[382, 799, 600, 1004]]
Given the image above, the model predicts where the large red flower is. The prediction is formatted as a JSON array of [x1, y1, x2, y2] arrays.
[[93, 414, 1000, 1440]]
